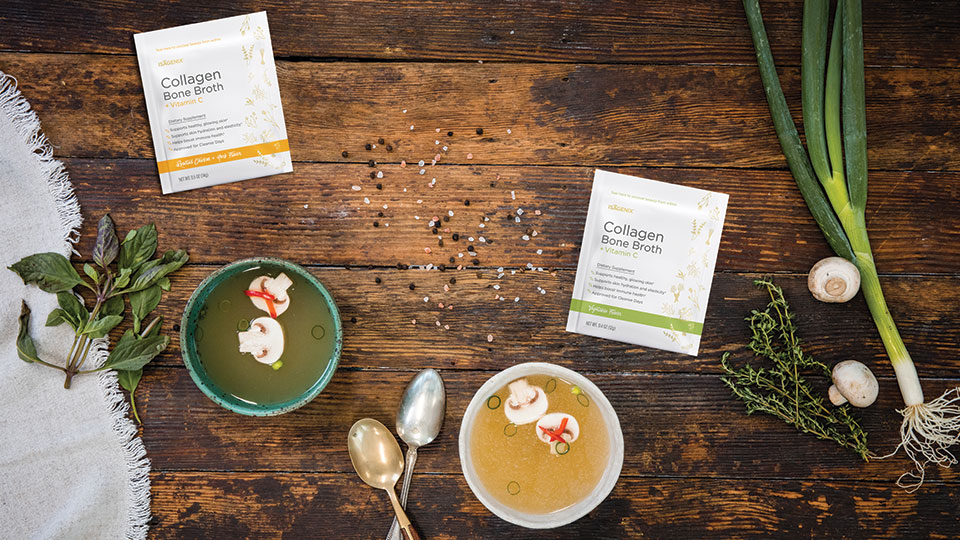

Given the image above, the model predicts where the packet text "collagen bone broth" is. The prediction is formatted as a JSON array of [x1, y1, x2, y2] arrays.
[[567, 170, 729, 356], [134, 12, 292, 193]]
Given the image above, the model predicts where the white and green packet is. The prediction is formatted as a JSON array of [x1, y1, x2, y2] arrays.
[[566, 170, 729, 356]]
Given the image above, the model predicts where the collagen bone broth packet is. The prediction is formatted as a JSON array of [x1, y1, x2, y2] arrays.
[[566, 170, 729, 356], [134, 12, 292, 194]]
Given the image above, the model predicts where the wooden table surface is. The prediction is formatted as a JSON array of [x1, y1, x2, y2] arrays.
[[3, 1, 959, 538]]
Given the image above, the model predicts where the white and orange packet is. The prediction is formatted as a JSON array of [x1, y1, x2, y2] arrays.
[[134, 12, 292, 194]]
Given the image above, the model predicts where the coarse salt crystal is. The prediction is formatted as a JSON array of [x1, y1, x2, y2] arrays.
[[434, 154, 441, 161], [448, 210, 454, 217], [444, 324, 450, 330], [537, 249, 543, 255], [487, 334, 494, 342], [438, 303, 444, 308], [435, 140, 440, 145], [493, 284, 500, 290], [383, 204, 389, 209], [424, 247, 432, 253], [517, 208, 524, 216], [458, 253, 464, 258], [507, 128, 512, 134], [514, 297, 520, 302], [364, 197, 370, 204], [424, 296, 430, 302], [511, 191, 516, 200], [418, 160, 425, 167], [511, 270, 516, 275], [479, 236, 486, 242], [385, 223, 389, 227], [420, 169, 426, 175], [521, 235, 530, 241], [535, 210, 542, 215], [436, 320, 441, 326], [377, 171, 384, 179], [540, 289, 546, 295], [532, 230, 538, 236], [400, 161, 407, 168], [468, 237, 475, 242], [415, 215, 421, 220], [515, 217, 521, 223], [412, 319, 417, 324], [498, 266, 504, 273], [303, 204, 309, 208], [443, 284, 449, 292], [372, 144, 377, 149], [448, 305, 453, 310], [526, 263, 534, 269], [352, 185, 362, 191], [442, 146, 448, 152], [436, 128, 441, 133], [467, 153, 473, 159], [410, 125, 415, 130], [417, 199, 423, 204], [479, 223, 485, 229]]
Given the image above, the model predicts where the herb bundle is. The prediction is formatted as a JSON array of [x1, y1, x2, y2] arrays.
[[721, 279, 871, 461], [10, 214, 187, 422]]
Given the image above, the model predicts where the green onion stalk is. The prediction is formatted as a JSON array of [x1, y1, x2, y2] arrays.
[[743, 0, 960, 490]]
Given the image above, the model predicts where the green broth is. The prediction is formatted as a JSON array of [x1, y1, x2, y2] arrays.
[[194, 263, 336, 405]]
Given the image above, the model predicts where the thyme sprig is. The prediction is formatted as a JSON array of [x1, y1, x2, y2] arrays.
[[720, 278, 872, 461]]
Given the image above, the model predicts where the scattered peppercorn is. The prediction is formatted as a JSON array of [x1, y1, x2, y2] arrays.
[[449, 277, 457, 284], [452, 233, 460, 241], [375, 277, 382, 284], [438, 239, 444, 247], [386, 144, 393, 152], [365, 143, 372, 150], [476, 128, 483, 135], [447, 131, 453, 137], [351, 317, 357, 324], [370, 172, 377, 179], [439, 264, 446, 271], [341, 150, 349, 158], [449, 256, 456, 264], [378, 211, 384, 217], [373, 221, 379, 227], [378, 137, 385, 145], [409, 283, 416, 290], [368, 160, 375, 167], [431, 228, 438, 235], [376, 183, 382, 190], [472, 259, 480, 265], [464, 200, 470, 206]]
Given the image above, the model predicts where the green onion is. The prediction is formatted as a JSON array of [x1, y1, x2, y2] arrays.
[[742, 0, 960, 491]]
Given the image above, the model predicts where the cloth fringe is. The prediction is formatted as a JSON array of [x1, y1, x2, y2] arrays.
[[0, 71, 151, 540]]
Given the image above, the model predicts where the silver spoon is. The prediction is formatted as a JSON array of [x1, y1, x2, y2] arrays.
[[385, 369, 445, 540]]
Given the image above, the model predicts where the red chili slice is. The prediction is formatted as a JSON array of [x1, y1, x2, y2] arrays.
[[245, 289, 278, 318], [539, 416, 569, 443]]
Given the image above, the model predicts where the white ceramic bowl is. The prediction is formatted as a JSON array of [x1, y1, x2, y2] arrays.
[[458, 362, 624, 528]]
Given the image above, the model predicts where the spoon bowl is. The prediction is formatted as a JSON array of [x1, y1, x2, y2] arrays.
[[396, 369, 446, 448], [348, 418, 404, 489]]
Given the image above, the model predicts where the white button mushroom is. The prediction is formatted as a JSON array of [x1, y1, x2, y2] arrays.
[[247, 273, 294, 317], [808, 257, 861, 303], [238, 316, 285, 366], [828, 360, 878, 408], [504, 378, 548, 425]]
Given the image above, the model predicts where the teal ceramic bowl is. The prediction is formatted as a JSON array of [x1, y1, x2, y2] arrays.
[[180, 258, 342, 416]]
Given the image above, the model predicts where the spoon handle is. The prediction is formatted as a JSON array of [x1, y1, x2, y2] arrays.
[[386, 487, 420, 540], [386, 447, 419, 540]]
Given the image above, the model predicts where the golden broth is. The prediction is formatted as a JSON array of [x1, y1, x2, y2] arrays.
[[469, 374, 610, 514]]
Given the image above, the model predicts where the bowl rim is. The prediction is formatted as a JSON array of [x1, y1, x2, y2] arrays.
[[179, 257, 342, 416], [458, 362, 624, 528]]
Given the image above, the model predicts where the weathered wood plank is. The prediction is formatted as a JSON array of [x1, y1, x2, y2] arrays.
[[3, 54, 960, 170], [133, 268, 959, 376], [1, 1, 957, 68], [137, 366, 960, 484], [65, 160, 960, 274], [149, 472, 960, 539]]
